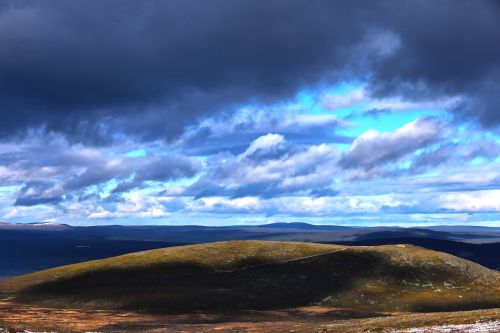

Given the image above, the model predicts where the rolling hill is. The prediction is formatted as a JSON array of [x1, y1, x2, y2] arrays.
[[2, 222, 500, 279], [333, 238, 500, 270], [1, 241, 499, 314]]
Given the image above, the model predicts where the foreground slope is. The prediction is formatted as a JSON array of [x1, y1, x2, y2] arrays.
[[1, 241, 499, 313], [0, 302, 499, 332]]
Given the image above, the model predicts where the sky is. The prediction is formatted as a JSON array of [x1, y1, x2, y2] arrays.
[[0, 0, 499, 226]]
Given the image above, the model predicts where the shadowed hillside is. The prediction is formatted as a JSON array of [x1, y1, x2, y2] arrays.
[[2, 223, 500, 279], [1, 241, 499, 314]]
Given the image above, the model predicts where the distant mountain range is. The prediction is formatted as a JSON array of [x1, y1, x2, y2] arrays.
[[0, 221, 72, 231], [1, 221, 499, 279]]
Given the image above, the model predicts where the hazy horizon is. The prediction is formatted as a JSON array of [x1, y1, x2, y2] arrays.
[[3, 219, 500, 229]]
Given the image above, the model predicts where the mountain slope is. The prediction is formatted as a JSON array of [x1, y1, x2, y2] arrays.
[[1, 241, 499, 313], [333, 238, 500, 270], [2, 222, 500, 279]]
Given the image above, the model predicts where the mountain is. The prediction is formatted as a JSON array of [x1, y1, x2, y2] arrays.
[[0, 221, 72, 231], [1, 222, 500, 279], [249, 222, 353, 231], [2, 241, 499, 314], [332, 238, 500, 270], [2, 222, 499, 243], [427, 225, 500, 233]]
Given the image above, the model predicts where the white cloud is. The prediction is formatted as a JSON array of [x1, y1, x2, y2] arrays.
[[180, 134, 339, 198], [172, 105, 350, 155], [239, 133, 285, 160], [438, 190, 500, 212], [339, 117, 444, 173], [322, 87, 365, 111]]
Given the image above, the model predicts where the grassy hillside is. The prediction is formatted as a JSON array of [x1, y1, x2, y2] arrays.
[[2, 224, 499, 279], [1, 241, 499, 313]]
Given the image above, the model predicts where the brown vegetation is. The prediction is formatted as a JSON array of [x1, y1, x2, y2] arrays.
[[1, 241, 499, 314], [0, 301, 499, 332]]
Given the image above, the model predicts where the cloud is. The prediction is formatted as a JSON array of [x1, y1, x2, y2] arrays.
[[410, 140, 500, 173], [174, 133, 339, 198], [322, 87, 365, 111], [437, 190, 500, 213], [339, 117, 443, 174], [88, 193, 172, 219], [321, 86, 461, 118], [454, 80, 500, 128], [367, 1, 500, 128], [172, 106, 351, 155], [0, 137, 202, 206], [0, 1, 499, 226], [14, 181, 63, 206], [381, 190, 500, 214], [112, 156, 202, 193], [239, 133, 287, 161], [0, 0, 370, 142], [0, 0, 497, 144]]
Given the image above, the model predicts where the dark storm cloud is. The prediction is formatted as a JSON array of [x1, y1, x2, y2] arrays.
[[0, 0, 369, 142], [368, 1, 500, 128], [0, 0, 498, 144]]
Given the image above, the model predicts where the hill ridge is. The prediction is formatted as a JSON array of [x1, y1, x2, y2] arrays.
[[1, 241, 499, 314]]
